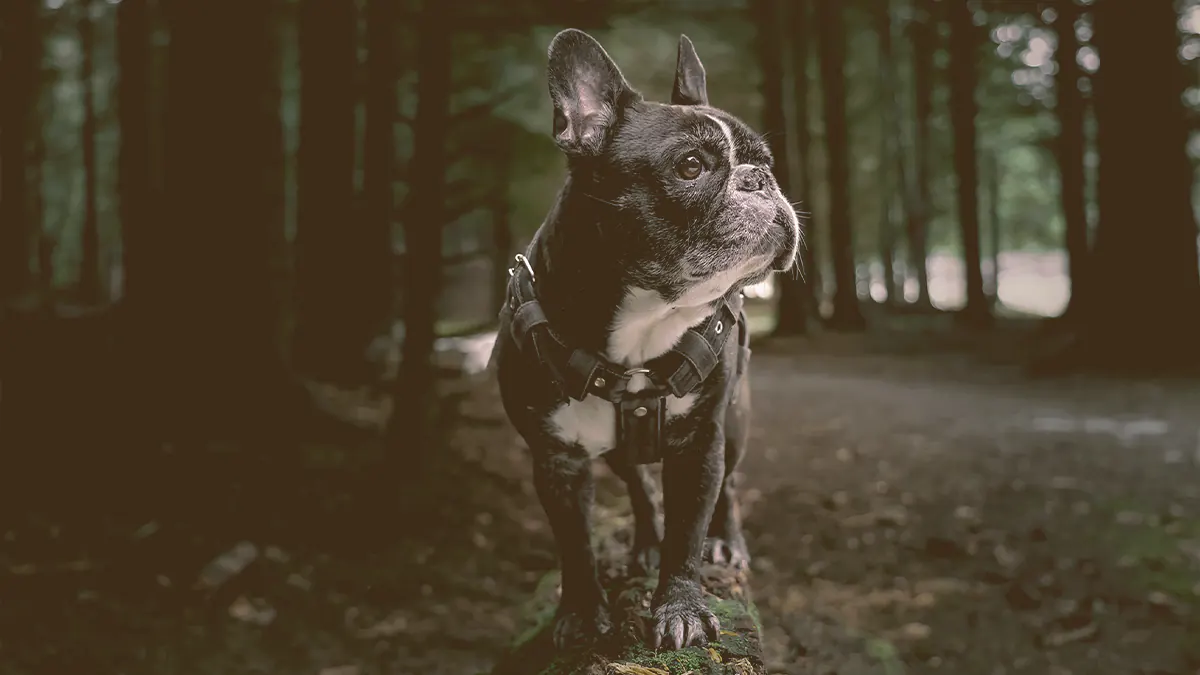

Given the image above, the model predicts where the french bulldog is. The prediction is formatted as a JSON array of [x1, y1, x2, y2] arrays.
[[492, 28, 800, 651]]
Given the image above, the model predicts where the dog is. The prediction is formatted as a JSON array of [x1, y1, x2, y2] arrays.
[[492, 28, 800, 652]]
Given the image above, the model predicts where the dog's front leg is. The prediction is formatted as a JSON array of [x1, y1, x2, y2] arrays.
[[651, 423, 725, 650], [532, 449, 613, 647]]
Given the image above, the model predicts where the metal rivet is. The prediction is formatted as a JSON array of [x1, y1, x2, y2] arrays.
[[715, 320, 724, 334], [633, 406, 648, 417], [593, 377, 606, 388]]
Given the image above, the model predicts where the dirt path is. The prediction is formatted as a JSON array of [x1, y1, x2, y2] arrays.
[[738, 337, 1200, 675], [4, 330, 1198, 675]]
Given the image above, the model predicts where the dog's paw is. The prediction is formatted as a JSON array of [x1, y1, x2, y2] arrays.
[[650, 579, 721, 650], [704, 535, 750, 571], [630, 541, 660, 576], [551, 602, 613, 649]]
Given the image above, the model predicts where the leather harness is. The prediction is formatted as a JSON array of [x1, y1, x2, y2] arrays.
[[502, 252, 750, 465]]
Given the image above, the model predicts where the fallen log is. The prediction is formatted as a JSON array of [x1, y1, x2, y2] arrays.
[[491, 506, 767, 675]]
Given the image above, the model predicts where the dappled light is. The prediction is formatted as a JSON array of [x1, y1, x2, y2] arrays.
[[1, 0, 1199, 674]]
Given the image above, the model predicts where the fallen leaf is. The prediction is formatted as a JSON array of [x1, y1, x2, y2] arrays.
[[707, 647, 723, 663], [608, 664, 668, 675]]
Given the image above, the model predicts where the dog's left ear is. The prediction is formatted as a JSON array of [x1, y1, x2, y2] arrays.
[[672, 34, 708, 106]]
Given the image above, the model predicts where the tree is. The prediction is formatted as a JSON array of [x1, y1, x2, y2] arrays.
[[79, 0, 102, 303], [292, 0, 361, 382], [1052, 0, 1089, 320], [907, 0, 935, 308], [815, 0, 865, 330], [947, 0, 990, 326], [157, 0, 290, 436], [750, 0, 805, 335], [875, 0, 901, 304], [388, 0, 453, 471], [774, 0, 812, 334], [361, 0, 400, 353], [0, 0, 39, 303], [1076, 0, 1200, 370], [117, 0, 151, 314]]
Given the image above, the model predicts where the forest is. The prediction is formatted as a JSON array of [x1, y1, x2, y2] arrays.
[[1, 0, 1199, 674]]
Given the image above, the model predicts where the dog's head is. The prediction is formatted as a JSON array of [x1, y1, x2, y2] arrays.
[[547, 28, 801, 307]]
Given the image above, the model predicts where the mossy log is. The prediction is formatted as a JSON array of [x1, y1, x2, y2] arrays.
[[490, 515, 767, 675]]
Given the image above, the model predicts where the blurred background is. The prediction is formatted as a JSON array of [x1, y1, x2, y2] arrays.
[[1, 0, 1199, 673]]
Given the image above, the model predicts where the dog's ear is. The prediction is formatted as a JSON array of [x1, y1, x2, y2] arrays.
[[547, 29, 637, 156], [672, 34, 708, 106]]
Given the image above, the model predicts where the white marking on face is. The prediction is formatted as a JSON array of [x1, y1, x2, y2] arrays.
[[705, 114, 738, 168]]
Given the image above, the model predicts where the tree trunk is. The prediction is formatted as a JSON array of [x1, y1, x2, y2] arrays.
[[875, 0, 899, 305], [79, 0, 102, 304], [1054, 0, 1089, 321], [815, 1, 865, 331], [1075, 0, 1200, 370], [491, 137, 514, 317], [387, 0, 453, 471], [907, 0, 935, 308], [947, 0, 990, 326], [160, 0, 290, 438], [362, 0, 400, 345], [773, 0, 811, 334], [292, 0, 361, 382], [0, 0, 39, 303], [985, 150, 1002, 304]]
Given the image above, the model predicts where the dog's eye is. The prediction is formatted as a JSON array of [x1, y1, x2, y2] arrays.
[[675, 155, 704, 180]]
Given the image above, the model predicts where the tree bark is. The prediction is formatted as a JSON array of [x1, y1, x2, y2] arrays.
[[362, 0, 400, 347], [947, 0, 990, 326], [117, 0, 151, 311], [985, 150, 1002, 304], [0, 0, 39, 303], [815, 1, 865, 331], [292, 0, 361, 382], [1053, 0, 1089, 321], [1075, 0, 1200, 370], [79, 0, 102, 304], [388, 0, 453, 471], [160, 0, 290, 437], [875, 0, 900, 305], [907, 0, 935, 308], [773, 0, 811, 335]]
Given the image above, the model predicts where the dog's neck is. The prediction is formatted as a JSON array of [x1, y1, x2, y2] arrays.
[[529, 174, 720, 369]]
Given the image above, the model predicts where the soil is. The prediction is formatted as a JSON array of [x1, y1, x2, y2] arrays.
[[2, 315, 1199, 675]]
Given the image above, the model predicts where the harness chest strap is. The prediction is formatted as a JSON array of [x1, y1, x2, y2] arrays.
[[502, 253, 748, 464]]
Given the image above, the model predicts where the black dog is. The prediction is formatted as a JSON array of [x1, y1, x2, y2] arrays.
[[492, 29, 800, 651]]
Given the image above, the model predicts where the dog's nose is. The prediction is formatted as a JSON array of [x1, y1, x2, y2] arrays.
[[733, 165, 767, 192]]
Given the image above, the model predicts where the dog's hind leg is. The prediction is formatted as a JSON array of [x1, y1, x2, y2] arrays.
[[532, 449, 613, 647], [604, 452, 663, 574], [706, 374, 751, 570]]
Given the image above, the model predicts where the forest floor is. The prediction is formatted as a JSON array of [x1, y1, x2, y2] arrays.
[[2, 311, 1200, 675]]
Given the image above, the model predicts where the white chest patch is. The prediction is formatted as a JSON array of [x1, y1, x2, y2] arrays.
[[547, 287, 709, 458]]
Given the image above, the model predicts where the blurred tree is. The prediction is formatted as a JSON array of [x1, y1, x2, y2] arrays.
[[907, 0, 935, 308], [1077, 0, 1200, 369], [389, 0, 452, 472], [360, 0, 400, 351], [984, 149, 1002, 303], [786, 0, 821, 322], [1052, 0, 1089, 320], [156, 0, 291, 436], [0, 0, 40, 303], [79, 0, 101, 303], [947, 0, 991, 326], [292, 0, 361, 383], [875, 0, 902, 304], [816, 0, 865, 330], [751, 0, 806, 335], [117, 0, 151, 315]]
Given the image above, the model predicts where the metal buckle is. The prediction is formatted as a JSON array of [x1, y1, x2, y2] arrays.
[[507, 253, 535, 283], [622, 367, 651, 378]]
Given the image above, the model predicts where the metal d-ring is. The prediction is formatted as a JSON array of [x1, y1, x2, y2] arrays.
[[507, 253, 535, 283], [623, 367, 651, 378]]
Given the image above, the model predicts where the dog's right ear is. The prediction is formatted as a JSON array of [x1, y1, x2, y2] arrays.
[[547, 29, 637, 157]]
